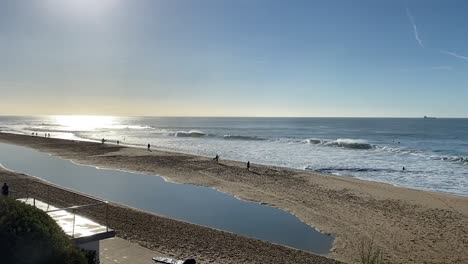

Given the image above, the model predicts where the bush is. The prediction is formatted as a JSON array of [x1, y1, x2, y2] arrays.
[[358, 236, 383, 264], [0, 197, 87, 264]]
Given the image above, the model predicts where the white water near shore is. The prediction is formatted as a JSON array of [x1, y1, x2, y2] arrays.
[[1, 116, 467, 196]]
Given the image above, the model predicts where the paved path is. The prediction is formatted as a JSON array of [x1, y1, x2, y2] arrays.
[[100, 237, 164, 264]]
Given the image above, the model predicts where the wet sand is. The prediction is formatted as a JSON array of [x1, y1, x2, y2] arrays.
[[1, 132, 467, 263]]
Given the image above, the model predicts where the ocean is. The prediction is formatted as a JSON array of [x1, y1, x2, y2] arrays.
[[1, 116, 467, 196]]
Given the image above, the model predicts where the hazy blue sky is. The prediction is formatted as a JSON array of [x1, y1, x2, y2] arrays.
[[0, 0, 467, 117]]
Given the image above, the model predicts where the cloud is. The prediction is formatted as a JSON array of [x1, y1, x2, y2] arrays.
[[406, 8, 424, 48], [440, 50, 468, 62]]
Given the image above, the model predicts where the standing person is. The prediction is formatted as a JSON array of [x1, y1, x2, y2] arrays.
[[117, 140, 120, 145], [213, 154, 219, 162], [2, 183, 8, 197], [247, 161, 250, 170], [147, 143, 151, 151], [101, 138, 105, 144]]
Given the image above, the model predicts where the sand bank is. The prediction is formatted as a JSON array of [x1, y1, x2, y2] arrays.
[[0, 133, 467, 263], [0, 168, 337, 264]]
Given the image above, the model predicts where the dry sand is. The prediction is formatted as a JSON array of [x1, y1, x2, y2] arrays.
[[1, 132, 467, 263]]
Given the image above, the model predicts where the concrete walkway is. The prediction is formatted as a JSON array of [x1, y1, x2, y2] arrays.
[[100, 237, 164, 264]]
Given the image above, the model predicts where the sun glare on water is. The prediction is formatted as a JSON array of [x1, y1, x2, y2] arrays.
[[53, 115, 116, 131]]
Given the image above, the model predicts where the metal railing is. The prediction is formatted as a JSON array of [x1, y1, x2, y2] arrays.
[[0, 176, 111, 238], [45, 201, 110, 238]]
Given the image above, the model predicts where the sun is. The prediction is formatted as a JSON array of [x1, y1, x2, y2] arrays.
[[53, 115, 116, 131], [43, 0, 120, 20]]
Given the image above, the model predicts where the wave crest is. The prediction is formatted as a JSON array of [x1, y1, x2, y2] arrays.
[[174, 130, 206, 138], [223, 135, 266, 141], [324, 138, 373, 150], [305, 138, 323, 144]]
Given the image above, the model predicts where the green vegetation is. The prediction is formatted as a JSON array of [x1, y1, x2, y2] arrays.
[[358, 236, 384, 264], [0, 197, 87, 264]]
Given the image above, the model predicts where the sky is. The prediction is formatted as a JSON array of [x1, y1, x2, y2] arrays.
[[0, 0, 467, 117]]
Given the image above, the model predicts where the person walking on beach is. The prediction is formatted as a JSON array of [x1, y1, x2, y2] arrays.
[[147, 143, 151, 151], [247, 161, 250, 170], [213, 154, 219, 163], [101, 138, 105, 144], [2, 183, 9, 197]]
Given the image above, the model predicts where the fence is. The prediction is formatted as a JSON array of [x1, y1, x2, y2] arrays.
[[0, 174, 110, 239]]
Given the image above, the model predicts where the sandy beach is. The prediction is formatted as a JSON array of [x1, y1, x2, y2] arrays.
[[1, 133, 467, 263]]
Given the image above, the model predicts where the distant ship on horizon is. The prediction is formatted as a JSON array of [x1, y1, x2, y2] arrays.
[[424, 116, 437, 119]]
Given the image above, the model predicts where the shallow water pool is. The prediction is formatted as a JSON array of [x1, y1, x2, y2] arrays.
[[0, 142, 334, 254]]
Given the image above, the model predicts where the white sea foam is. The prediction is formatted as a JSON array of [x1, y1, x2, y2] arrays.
[[324, 138, 373, 150], [305, 138, 323, 144], [1, 116, 468, 196], [174, 130, 206, 137], [223, 135, 266, 141]]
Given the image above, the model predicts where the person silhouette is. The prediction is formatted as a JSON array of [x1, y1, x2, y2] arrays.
[[247, 161, 250, 170], [147, 143, 151, 151], [2, 183, 9, 196]]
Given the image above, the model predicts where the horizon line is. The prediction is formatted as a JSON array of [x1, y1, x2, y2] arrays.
[[0, 114, 467, 119]]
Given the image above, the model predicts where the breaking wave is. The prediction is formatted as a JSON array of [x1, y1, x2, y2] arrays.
[[223, 135, 266, 141], [174, 130, 206, 138], [375, 146, 468, 164], [303, 138, 373, 149], [304, 138, 323, 144], [323, 138, 373, 150]]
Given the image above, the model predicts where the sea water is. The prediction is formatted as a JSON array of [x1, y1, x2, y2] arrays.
[[1, 116, 467, 196]]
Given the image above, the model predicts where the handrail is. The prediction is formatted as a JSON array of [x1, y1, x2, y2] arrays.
[[46, 201, 108, 213], [2, 177, 113, 239], [2, 177, 106, 203]]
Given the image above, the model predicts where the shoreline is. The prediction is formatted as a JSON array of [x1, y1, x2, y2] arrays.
[[1, 132, 467, 263], [33, 132, 468, 199]]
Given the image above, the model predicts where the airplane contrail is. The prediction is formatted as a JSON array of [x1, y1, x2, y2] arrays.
[[440, 50, 468, 62], [406, 8, 424, 48]]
